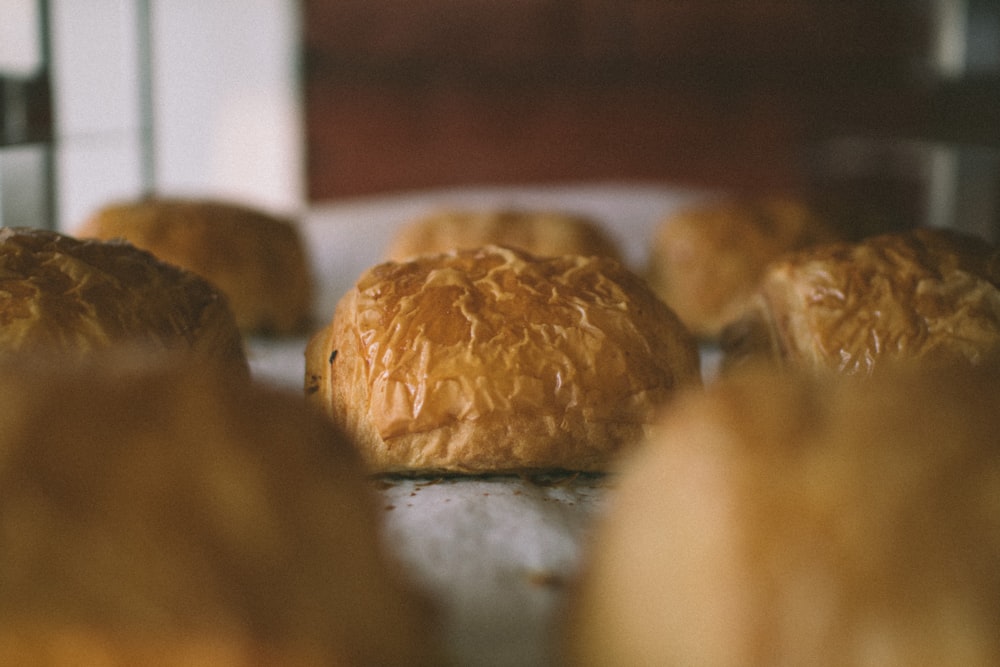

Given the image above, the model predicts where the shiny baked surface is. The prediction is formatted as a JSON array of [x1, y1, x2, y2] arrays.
[[0, 226, 247, 372], [724, 228, 1000, 374], [77, 198, 315, 335], [645, 195, 839, 340], [383, 208, 624, 263], [307, 244, 700, 474]]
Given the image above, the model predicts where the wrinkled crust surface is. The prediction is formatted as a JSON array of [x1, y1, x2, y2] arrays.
[[76, 198, 314, 335], [645, 196, 839, 339], [740, 228, 1000, 374], [383, 208, 624, 263], [0, 227, 247, 373], [308, 245, 700, 473]]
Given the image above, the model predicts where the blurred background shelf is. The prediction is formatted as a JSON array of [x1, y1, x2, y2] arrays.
[[301, 0, 998, 241], [1, 0, 998, 240]]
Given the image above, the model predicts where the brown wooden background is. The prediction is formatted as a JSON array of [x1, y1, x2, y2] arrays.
[[301, 1, 981, 234]]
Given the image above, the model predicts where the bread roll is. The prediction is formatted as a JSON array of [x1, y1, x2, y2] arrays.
[[76, 198, 314, 335], [0, 352, 441, 666], [721, 228, 1000, 374], [645, 196, 839, 339], [383, 208, 624, 263], [0, 227, 246, 373], [562, 361, 1000, 666], [306, 245, 700, 474]]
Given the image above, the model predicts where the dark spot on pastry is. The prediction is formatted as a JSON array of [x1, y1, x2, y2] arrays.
[[329, 349, 338, 364]]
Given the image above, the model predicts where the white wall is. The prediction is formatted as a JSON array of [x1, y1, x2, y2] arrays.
[[50, 0, 146, 230], [149, 0, 304, 214], [0, 0, 43, 76], [48, 0, 303, 231]]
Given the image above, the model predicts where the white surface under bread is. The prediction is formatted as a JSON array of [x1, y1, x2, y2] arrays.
[[378, 475, 609, 667], [245, 184, 716, 666]]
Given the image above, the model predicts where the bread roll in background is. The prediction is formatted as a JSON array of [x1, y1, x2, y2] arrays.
[[306, 245, 700, 474], [645, 195, 840, 340], [562, 360, 1000, 666], [0, 352, 442, 666], [383, 208, 624, 263], [721, 227, 1000, 375], [0, 227, 247, 374], [76, 198, 315, 336]]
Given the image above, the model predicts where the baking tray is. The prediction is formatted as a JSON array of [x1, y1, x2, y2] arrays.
[[245, 183, 717, 667]]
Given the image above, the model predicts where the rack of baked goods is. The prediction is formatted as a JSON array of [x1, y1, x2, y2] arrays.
[[1, 184, 998, 665]]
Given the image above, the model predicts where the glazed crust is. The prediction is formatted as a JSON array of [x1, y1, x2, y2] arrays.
[[306, 245, 700, 474], [76, 198, 314, 335], [645, 196, 838, 339], [721, 228, 1000, 374], [383, 208, 624, 263], [0, 353, 441, 666], [563, 361, 1000, 666], [0, 227, 247, 373]]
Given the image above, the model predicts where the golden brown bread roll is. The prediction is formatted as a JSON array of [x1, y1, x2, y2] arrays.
[[0, 352, 441, 666], [383, 208, 624, 263], [721, 227, 1000, 375], [76, 198, 314, 335], [645, 195, 839, 339], [0, 226, 247, 374], [305, 245, 700, 474], [562, 361, 1000, 666]]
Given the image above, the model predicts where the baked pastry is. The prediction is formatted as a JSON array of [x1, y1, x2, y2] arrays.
[[383, 208, 624, 263], [0, 352, 441, 666], [305, 245, 700, 474], [0, 227, 247, 373], [76, 197, 314, 335], [645, 195, 839, 339], [721, 227, 1000, 375], [562, 361, 1000, 666]]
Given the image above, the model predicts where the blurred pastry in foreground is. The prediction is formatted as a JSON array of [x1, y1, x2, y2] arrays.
[[721, 227, 1000, 375], [306, 245, 700, 474], [562, 361, 1000, 666], [645, 195, 839, 339], [383, 208, 624, 263], [0, 226, 247, 374], [0, 352, 441, 666], [76, 197, 314, 335]]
